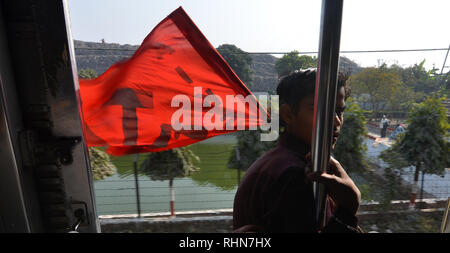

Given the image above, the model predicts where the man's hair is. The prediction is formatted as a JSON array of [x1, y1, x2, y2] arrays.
[[276, 68, 350, 127]]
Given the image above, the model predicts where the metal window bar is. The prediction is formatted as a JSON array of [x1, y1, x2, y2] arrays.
[[311, 0, 344, 228]]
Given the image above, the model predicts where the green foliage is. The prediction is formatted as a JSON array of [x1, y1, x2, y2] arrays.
[[350, 61, 447, 117], [275, 51, 317, 77], [140, 147, 200, 181], [78, 68, 98, 79], [391, 60, 441, 97], [334, 99, 368, 174], [378, 167, 405, 209], [140, 148, 200, 215], [438, 71, 450, 97], [380, 96, 450, 176], [349, 65, 410, 115], [358, 210, 444, 233], [228, 130, 277, 171], [350, 162, 411, 204], [88, 147, 116, 181], [217, 44, 253, 87]]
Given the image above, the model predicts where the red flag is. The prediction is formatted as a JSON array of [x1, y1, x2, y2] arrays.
[[79, 7, 266, 156]]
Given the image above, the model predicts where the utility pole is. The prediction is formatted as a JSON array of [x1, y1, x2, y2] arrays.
[[440, 44, 450, 75], [133, 154, 141, 218], [235, 146, 241, 185], [419, 171, 425, 209]]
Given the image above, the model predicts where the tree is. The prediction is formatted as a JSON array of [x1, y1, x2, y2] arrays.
[[217, 44, 253, 88], [140, 148, 199, 216], [333, 99, 368, 174], [439, 71, 450, 97], [89, 147, 116, 181], [380, 96, 450, 207], [78, 68, 98, 79], [391, 60, 442, 106], [378, 167, 408, 210], [275, 51, 317, 77], [349, 65, 407, 116], [394, 60, 441, 95]]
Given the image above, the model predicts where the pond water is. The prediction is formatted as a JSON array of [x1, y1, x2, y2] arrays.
[[94, 133, 240, 216], [94, 173, 238, 216]]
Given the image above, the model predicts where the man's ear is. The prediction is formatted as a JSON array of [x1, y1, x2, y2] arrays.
[[280, 104, 293, 126]]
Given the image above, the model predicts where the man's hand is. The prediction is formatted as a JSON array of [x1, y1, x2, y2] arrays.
[[305, 153, 361, 216]]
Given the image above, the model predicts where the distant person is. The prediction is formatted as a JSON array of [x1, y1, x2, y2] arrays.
[[380, 115, 389, 138], [390, 124, 405, 140], [233, 69, 362, 233]]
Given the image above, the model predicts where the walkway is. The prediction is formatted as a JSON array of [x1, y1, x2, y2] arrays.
[[364, 123, 449, 199]]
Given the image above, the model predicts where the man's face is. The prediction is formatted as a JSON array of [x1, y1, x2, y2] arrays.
[[283, 86, 346, 149]]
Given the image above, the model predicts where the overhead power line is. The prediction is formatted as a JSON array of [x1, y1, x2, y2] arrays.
[[73, 47, 450, 55], [244, 48, 450, 55], [75, 47, 136, 52]]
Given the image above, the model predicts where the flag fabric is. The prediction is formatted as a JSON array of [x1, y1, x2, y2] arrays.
[[79, 7, 266, 156]]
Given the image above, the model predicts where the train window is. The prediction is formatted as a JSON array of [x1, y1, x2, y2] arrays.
[[0, 0, 448, 234], [68, 0, 449, 233]]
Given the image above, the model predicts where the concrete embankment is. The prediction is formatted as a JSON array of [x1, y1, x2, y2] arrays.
[[99, 198, 448, 233]]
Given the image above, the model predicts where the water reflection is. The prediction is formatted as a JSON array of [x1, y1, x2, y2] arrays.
[[94, 134, 241, 215]]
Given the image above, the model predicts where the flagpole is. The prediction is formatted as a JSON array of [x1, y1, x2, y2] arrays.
[[311, 0, 344, 228]]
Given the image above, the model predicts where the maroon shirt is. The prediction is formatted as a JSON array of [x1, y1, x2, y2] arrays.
[[233, 132, 359, 233]]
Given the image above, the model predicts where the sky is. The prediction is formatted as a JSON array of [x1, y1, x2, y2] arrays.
[[67, 0, 450, 71]]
